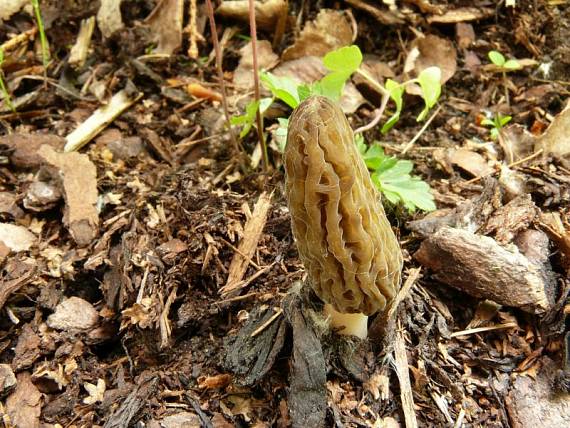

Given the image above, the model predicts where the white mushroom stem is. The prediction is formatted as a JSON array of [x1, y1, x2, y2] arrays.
[[323, 303, 368, 340]]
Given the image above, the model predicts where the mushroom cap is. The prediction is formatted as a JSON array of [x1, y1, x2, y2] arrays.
[[284, 96, 402, 316]]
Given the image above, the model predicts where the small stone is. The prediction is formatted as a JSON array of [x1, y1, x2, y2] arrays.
[[47, 297, 99, 332], [0, 223, 36, 252], [159, 412, 201, 428], [23, 181, 62, 212]]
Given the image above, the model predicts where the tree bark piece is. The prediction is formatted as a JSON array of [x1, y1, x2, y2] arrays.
[[414, 226, 555, 313]]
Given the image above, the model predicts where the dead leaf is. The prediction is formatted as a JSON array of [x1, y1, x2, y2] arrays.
[[500, 124, 536, 164], [281, 9, 354, 61], [38, 145, 99, 246], [456, 23, 475, 49], [121, 297, 155, 329], [84, 378, 106, 404], [448, 148, 492, 177], [216, 0, 287, 31], [0, 223, 36, 252], [6, 372, 42, 428], [233, 40, 279, 89], [198, 373, 232, 390], [145, 0, 184, 55], [404, 35, 457, 84], [537, 101, 570, 158]]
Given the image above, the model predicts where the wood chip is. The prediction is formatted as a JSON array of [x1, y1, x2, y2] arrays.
[[220, 192, 272, 297], [38, 145, 99, 246]]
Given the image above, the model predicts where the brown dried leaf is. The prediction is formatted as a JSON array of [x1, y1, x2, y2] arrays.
[[145, 0, 184, 55], [198, 373, 232, 390], [281, 10, 354, 61], [537, 101, 570, 158], [216, 0, 287, 31], [404, 35, 457, 84], [447, 148, 492, 177], [233, 40, 279, 89]]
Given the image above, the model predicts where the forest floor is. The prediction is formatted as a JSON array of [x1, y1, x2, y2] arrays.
[[0, 1, 569, 427]]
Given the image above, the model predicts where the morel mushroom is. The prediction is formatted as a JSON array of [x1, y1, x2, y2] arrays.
[[284, 96, 403, 339]]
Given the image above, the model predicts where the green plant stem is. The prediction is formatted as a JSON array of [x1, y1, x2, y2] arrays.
[[248, 0, 269, 172], [355, 68, 390, 97], [204, 0, 240, 155], [30, 0, 50, 70]]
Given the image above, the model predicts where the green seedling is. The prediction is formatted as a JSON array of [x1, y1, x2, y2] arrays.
[[30, 0, 50, 69], [481, 113, 512, 140], [356, 135, 436, 213], [233, 45, 443, 140], [0, 49, 15, 113], [488, 50, 521, 71], [488, 50, 521, 105]]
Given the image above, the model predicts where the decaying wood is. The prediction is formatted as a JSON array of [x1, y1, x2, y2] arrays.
[[0, 263, 36, 311], [415, 226, 555, 313], [283, 286, 327, 428], [220, 191, 272, 297], [505, 357, 570, 427], [224, 305, 286, 386], [393, 327, 418, 428], [103, 375, 159, 428]]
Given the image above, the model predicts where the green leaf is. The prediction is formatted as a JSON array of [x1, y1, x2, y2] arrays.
[[260, 72, 300, 108], [312, 71, 350, 101], [323, 45, 363, 75], [503, 59, 521, 70], [480, 118, 495, 127], [358, 138, 435, 213], [416, 67, 442, 121], [230, 100, 260, 138], [488, 50, 506, 66], [498, 114, 512, 126], [381, 79, 404, 133], [274, 118, 289, 153], [297, 84, 312, 102]]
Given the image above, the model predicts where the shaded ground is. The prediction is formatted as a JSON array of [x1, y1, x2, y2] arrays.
[[0, 1, 569, 427]]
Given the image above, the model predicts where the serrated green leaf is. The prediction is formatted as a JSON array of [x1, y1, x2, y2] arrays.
[[260, 72, 300, 108], [382, 79, 404, 133], [503, 59, 521, 70], [323, 45, 363, 74], [368, 154, 436, 213], [488, 50, 506, 66]]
